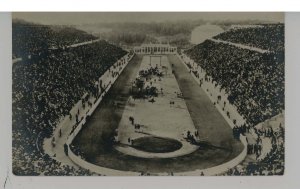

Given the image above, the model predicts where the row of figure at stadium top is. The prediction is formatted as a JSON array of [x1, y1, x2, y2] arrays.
[[134, 44, 177, 54]]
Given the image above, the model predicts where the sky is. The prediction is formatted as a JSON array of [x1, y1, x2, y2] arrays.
[[12, 12, 284, 25]]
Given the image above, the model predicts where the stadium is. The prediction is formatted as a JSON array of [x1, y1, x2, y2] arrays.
[[12, 13, 284, 176]]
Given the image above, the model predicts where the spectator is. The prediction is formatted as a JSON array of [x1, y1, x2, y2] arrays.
[[12, 21, 127, 175], [185, 38, 284, 126], [213, 24, 284, 52]]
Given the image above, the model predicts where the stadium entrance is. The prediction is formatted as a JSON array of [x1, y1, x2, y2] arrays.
[[134, 43, 177, 54]]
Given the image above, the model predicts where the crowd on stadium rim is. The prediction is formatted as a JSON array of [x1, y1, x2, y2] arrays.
[[12, 20, 97, 59], [184, 24, 284, 175], [12, 20, 284, 176], [213, 24, 284, 52], [185, 29, 284, 126], [12, 21, 127, 175]]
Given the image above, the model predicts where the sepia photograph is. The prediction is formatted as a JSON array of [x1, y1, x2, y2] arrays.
[[11, 12, 285, 176]]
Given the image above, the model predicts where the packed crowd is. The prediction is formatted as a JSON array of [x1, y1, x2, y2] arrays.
[[213, 24, 284, 52], [12, 151, 97, 176], [12, 20, 97, 58], [224, 120, 284, 175], [185, 25, 284, 175], [12, 32, 127, 175], [185, 40, 284, 126]]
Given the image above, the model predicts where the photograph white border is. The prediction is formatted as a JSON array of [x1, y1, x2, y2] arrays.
[[1, 0, 300, 11], [1, 10, 300, 189]]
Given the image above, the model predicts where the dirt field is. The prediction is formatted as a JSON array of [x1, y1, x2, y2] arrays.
[[169, 55, 242, 149], [114, 55, 198, 158], [72, 54, 244, 174]]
